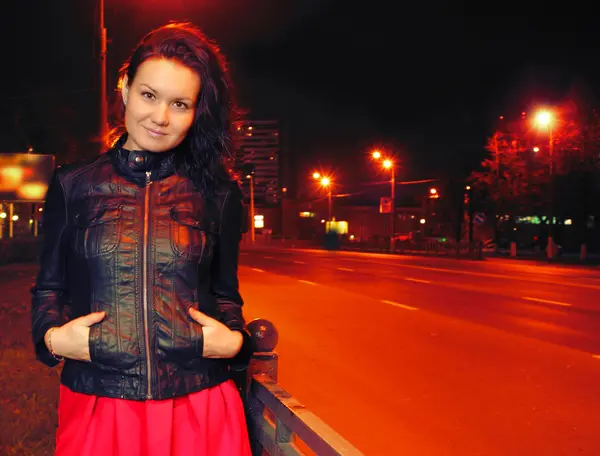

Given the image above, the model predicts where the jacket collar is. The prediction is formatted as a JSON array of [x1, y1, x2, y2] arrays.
[[109, 134, 179, 186]]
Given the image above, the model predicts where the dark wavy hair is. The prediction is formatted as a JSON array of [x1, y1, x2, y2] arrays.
[[107, 22, 239, 196]]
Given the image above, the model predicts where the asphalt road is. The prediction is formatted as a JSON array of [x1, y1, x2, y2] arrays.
[[238, 247, 600, 455]]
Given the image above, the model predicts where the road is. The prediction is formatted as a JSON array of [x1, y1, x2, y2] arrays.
[[238, 247, 600, 455]]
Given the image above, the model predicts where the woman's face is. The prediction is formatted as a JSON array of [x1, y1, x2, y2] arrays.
[[122, 58, 201, 152]]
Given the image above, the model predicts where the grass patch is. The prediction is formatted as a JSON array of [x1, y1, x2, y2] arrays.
[[0, 263, 60, 456]]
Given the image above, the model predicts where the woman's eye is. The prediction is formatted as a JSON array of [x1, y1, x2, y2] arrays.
[[142, 91, 155, 100]]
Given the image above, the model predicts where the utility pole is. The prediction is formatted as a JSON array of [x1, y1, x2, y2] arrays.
[[390, 164, 396, 252], [547, 127, 555, 259], [248, 174, 255, 243], [99, 0, 108, 146]]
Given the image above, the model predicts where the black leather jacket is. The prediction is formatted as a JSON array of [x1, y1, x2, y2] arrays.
[[31, 141, 252, 400]]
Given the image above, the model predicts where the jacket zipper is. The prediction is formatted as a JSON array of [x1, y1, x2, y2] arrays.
[[143, 170, 153, 399]]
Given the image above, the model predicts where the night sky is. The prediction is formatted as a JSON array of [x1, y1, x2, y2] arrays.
[[6, 2, 600, 198]]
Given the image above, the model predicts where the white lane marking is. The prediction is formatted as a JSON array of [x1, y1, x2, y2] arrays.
[[293, 260, 307, 265], [523, 297, 572, 307], [251, 268, 265, 273], [298, 280, 317, 286], [405, 277, 431, 284], [264, 256, 275, 259], [592, 355, 600, 360], [382, 300, 418, 311], [337, 267, 355, 272]]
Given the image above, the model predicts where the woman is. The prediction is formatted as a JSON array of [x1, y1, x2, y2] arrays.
[[31, 22, 253, 455]]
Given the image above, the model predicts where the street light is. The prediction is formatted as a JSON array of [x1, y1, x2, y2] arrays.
[[239, 162, 257, 243], [371, 150, 396, 252], [313, 173, 333, 221], [99, 0, 108, 144], [534, 108, 556, 258], [534, 110, 553, 129], [246, 173, 255, 243]]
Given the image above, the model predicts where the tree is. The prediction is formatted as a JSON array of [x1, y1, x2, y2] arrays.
[[470, 123, 545, 241], [471, 100, 600, 252]]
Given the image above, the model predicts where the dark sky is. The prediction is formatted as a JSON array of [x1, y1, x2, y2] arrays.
[[6, 2, 600, 196]]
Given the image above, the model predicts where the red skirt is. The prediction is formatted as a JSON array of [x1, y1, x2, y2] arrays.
[[55, 380, 251, 456]]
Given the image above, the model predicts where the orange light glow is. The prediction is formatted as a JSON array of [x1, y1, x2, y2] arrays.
[[535, 110, 553, 129], [372, 150, 382, 160], [533, 147, 540, 153], [430, 188, 438, 195], [0, 166, 24, 188], [312, 172, 321, 179], [383, 159, 393, 169], [18, 182, 47, 200], [320, 177, 330, 187]]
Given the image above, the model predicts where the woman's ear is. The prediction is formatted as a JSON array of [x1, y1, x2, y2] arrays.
[[121, 75, 129, 106]]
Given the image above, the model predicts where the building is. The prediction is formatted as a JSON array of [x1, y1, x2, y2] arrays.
[[235, 120, 281, 206]]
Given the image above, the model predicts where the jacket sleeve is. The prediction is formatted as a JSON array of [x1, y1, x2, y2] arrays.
[[30, 169, 70, 367], [210, 184, 253, 369]]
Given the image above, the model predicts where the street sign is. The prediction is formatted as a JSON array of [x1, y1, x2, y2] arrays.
[[473, 213, 485, 225], [380, 197, 392, 214]]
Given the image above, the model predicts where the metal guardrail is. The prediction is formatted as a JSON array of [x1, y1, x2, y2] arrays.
[[236, 319, 364, 456], [341, 239, 484, 259]]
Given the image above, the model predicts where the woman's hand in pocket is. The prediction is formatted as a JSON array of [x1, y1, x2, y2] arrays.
[[44, 312, 106, 362], [188, 308, 243, 358]]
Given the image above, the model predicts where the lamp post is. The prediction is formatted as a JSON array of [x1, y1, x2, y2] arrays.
[[534, 109, 556, 259], [320, 177, 332, 221], [371, 150, 396, 252], [312, 172, 333, 221], [99, 0, 108, 145], [322, 177, 332, 221], [247, 173, 255, 243], [383, 158, 396, 248]]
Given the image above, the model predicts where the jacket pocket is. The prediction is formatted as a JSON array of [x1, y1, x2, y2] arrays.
[[88, 317, 139, 372], [157, 310, 205, 370], [169, 207, 207, 263], [72, 206, 122, 258]]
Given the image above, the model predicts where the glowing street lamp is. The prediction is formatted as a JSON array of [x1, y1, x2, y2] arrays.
[[534, 108, 557, 258], [313, 173, 333, 221], [533, 147, 540, 153], [534, 110, 553, 129], [371, 149, 397, 251]]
